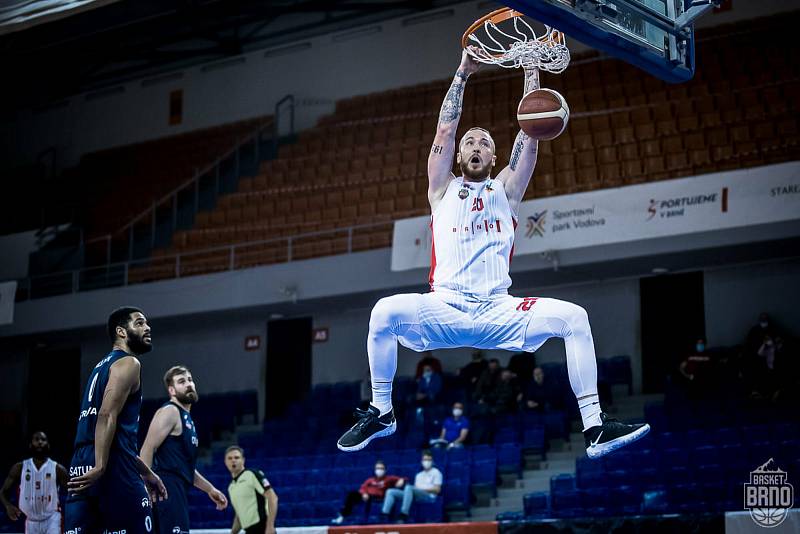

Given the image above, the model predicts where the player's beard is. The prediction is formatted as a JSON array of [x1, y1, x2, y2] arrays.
[[126, 328, 153, 355], [176, 390, 198, 405], [460, 158, 491, 181]]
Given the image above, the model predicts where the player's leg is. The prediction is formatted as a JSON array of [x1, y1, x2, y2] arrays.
[[337, 294, 424, 451], [44, 512, 62, 534], [337, 292, 471, 452], [99, 483, 154, 534], [522, 298, 649, 458], [64, 495, 102, 534], [153, 475, 190, 534]]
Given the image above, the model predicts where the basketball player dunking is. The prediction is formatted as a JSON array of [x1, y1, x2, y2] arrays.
[[338, 48, 649, 459], [0, 432, 67, 534], [65, 306, 167, 534], [140, 365, 228, 534]]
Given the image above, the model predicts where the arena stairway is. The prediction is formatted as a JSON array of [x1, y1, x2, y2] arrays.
[[468, 389, 662, 522]]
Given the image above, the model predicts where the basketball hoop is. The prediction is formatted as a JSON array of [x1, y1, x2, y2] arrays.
[[462, 7, 570, 73]]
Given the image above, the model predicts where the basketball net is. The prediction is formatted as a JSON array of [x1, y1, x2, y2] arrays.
[[463, 9, 570, 73]]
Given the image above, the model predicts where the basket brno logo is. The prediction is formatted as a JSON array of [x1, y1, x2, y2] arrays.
[[744, 458, 794, 527]]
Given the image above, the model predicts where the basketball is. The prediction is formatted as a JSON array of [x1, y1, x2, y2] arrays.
[[517, 88, 570, 140]]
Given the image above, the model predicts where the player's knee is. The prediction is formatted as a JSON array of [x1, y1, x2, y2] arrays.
[[369, 297, 397, 333], [564, 303, 590, 335]]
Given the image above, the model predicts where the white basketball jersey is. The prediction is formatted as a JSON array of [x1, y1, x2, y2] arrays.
[[19, 458, 59, 520], [429, 178, 515, 298]]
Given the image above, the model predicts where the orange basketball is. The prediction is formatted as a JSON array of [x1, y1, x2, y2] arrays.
[[517, 88, 570, 140]]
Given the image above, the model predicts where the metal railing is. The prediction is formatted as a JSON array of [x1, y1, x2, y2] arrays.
[[81, 94, 297, 267], [15, 220, 394, 302]]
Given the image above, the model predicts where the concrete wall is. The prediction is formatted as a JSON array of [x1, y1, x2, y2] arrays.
[[704, 258, 800, 347]]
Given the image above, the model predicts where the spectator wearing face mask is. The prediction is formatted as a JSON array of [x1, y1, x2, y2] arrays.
[[381, 451, 442, 523], [331, 461, 404, 525], [415, 365, 442, 407], [433, 402, 470, 448], [746, 313, 779, 356], [414, 353, 443, 379], [678, 338, 713, 398]]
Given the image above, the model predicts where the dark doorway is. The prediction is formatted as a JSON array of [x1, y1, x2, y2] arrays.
[[27, 347, 81, 464], [640, 271, 705, 393], [266, 317, 312, 419]]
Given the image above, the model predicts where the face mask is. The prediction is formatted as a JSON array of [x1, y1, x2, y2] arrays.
[[375, 469, 385, 477], [423, 370, 432, 379], [453, 408, 463, 417], [696, 343, 705, 353], [422, 460, 433, 470], [760, 321, 769, 328]]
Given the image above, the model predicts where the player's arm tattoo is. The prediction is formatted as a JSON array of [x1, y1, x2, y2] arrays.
[[509, 133, 526, 171], [431, 144, 444, 155], [439, 71, 468, 124], [523, 67, 540, 93]]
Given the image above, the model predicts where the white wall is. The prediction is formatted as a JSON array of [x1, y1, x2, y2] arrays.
[[3, 0, 796, 169], [704, 258, 800, 347]]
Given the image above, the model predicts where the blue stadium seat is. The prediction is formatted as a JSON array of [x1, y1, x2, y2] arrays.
[[550, 473, 576, 493], [522, 425, 546, 454], [551, 489, 580, 510], [471, 459, 497, 487], [496, 511, 525, 521], [496, 443, 521, 473], [411, 496, 444, 523], [472, 444, 495, 463], [523, 491, 549, 517]]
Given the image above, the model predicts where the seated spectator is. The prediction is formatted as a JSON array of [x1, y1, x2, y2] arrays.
[[331, 460, 404, 525], [678, 338, 714, 398], [491, 369, 521, 414], [508, 351, 537, 388], [459, 350, 488, 392], [473, 358, 501, 405], [382, 451, 442, 523], [523, 367, 557, 412], [415, 364, 442, 407], [431, 402, 469, 448], [415, 352, 442, 379]]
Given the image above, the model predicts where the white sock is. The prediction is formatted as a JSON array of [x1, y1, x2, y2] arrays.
[[578, 394, 603, 431], [367, 298, 400, 416]]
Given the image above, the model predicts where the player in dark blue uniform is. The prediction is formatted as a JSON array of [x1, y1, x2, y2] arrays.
[[141, 365, 228, 534], [65, 306, 168, 534]]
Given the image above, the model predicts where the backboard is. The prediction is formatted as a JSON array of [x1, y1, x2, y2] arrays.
[[502, 0, 719, 83]]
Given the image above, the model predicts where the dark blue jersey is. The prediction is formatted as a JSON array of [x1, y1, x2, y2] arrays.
[[70, 349, 142, 489], [153, 402, 198, 485]]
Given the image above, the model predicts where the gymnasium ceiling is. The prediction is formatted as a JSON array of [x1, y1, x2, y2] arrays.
[[0, 0, 464, 111]]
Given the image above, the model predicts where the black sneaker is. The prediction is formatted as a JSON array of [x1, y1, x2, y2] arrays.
[[337, 405, 396, 452], [584, 413, 650, 459]]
